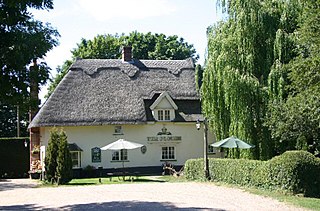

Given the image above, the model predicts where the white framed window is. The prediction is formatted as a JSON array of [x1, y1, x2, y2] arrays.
[[157, 110, 171, 121], [208, 145, 216, 154], [112, 149, 128, 161], [164, 110, 170, 120], [114, 126, 123, 134], [158, 110, 164, 121], [161, 146, 175, 160], [70, 151, 81, 168]]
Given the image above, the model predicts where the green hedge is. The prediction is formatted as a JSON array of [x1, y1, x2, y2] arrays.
[[0, 137, 30, 178], [185, 151, 320, 197]]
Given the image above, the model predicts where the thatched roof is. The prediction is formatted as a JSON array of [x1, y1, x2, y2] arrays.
[[29, 58, 201, 128]]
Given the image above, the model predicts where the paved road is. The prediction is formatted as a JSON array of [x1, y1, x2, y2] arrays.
[[0, 179, 306, 211]]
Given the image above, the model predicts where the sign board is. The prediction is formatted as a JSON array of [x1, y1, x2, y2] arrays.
[[91, 147, 101, 163]]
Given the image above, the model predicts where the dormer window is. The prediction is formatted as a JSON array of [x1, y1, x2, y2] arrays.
[[158, 110, 171, 121], [150, 92, 178, 122]]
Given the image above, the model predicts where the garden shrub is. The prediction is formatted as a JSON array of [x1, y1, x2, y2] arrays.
[[184, 158, 205, 181], [264, 151, 320, 197], [184, 150, 320, 197], [56, 131, 73, 185], [45, 128, 73, 185], [210, 158, 263, 186]]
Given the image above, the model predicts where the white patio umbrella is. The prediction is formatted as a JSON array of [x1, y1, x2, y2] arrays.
[[101, 138, 143, 150], [211, 136, 255, 149], [100, 139, 143, 179]]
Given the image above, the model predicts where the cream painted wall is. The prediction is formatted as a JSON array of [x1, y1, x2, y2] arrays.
[[39, 122, 216, 169], [156, 97, 172, 109]]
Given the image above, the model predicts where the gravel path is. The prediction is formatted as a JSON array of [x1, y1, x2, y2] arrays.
[[0, 179, 306, 211]]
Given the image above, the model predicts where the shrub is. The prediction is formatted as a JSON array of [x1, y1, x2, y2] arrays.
[[184, 158, 205, 181], [45, 128, 73, 185], [264, 151, 320, 197], [210, 158, 263, 186], [56, 130, 73, 185], [45, 128, 60, 183], [185, 150, 320, 197]]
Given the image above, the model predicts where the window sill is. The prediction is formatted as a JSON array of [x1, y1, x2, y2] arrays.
[[111, 160, 130, 163], [72, 167, 82, 169], [113, 133, 124, 136], [160, 159, 177, 162]]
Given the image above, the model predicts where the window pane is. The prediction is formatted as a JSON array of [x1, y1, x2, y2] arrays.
[[70, 151, 80, 168], [158, 110, 163, 120], [162, 147, 167, 159], [121, 149, 128, 160], [115, 126, 122, 134], [208, 145, 215, 154], [164, 110, 170, 120], [112, 151, 119, 160], [162, 146, 174, 160], [169, 147, 175, 159]]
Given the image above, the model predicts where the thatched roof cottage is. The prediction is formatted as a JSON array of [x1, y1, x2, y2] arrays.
[[29, 47, 216, 175]]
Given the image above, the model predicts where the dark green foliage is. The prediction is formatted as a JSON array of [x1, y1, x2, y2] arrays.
[[46, 32, 198, 98], [0, 137, 29, 178], [44, 128, 60, 183], [0, 103, 28, 137], [56, 131, 72, 185], [262, 151, 320, 197], [266, 0, 320, 156], [0, 0, 59, 105], [185, 151, 320, 197], [266, 90, 320, 155], [0, 0, 59, 139], [45, 128, 72, 184], [204, 0, 319, 159], [195, 64, 203, 90]]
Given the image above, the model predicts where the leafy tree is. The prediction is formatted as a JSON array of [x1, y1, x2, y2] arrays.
[[56, 130, 72, 185], [0, 0, 59, 136], [44, 128, 60, 183], [46, 32, 198, 98], [266, 0, 320, 157], [195, 64, 204, 91], [204, 0, 319, 159], [0, 103, 28, 137], [202, 0, 301, 160]]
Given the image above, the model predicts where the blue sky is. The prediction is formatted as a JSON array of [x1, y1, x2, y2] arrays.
[[32, 0, 221, 100]]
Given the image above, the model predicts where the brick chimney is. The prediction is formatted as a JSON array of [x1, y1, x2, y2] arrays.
[[122, 46, 132, 62]]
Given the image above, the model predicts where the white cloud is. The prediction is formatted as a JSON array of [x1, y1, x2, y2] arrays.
[[78, 0, 177, 21]]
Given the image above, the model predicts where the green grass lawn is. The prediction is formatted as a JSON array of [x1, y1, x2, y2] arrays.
[[246, 188, 320, 211], [67, 176, 167, 185], [205, 180, 320, 211]]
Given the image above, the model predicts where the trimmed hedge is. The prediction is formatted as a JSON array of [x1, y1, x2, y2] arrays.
[[185, 151, 320, 197]]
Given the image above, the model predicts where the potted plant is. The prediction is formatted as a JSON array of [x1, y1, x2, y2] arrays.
[[32, 145, 40, 154], [29, 160, 42, 179], [28, 169, 42, 179]]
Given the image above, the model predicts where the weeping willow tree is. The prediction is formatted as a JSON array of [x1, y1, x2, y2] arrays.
[[202, 0, 302, 159]]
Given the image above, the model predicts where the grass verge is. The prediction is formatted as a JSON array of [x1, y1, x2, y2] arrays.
[[245, 188, 320, 211], [39, 176, 167, 186]]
